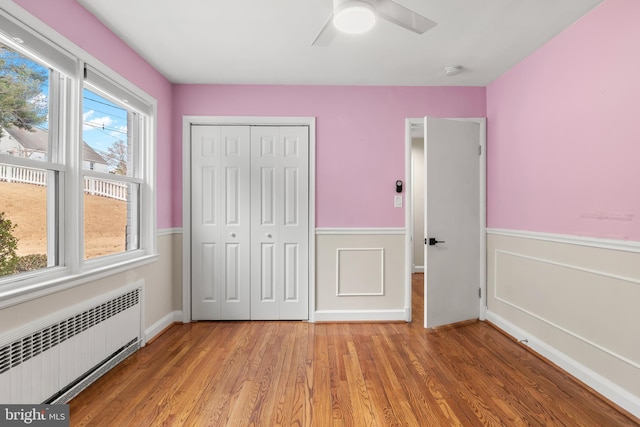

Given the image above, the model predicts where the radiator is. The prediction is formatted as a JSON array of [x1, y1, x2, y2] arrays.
[[0, 282, 143, 404]]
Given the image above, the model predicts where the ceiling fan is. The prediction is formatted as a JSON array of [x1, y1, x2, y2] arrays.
[[312, 0, 437, 46]]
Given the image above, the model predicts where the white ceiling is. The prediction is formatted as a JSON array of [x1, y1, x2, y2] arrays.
[[77, 0, 603, 86]]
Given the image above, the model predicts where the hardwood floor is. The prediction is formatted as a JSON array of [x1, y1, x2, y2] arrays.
[[69, 274, 639, 426]]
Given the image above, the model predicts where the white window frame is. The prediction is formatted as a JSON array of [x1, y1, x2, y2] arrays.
[[0, 6, 157, 308]]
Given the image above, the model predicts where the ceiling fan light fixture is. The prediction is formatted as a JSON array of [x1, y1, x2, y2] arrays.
[[444, 65, 463, 77], [333, 1, 376, 34]]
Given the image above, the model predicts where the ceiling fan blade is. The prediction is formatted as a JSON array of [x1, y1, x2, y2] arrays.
[[312, 13, 338, 46], [374, 0, 437, 34]]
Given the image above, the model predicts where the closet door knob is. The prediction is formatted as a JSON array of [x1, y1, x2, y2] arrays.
[[266, 233, 272, 238], [230, 233, 236, 238]]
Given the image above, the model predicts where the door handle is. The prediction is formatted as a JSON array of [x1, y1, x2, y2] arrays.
[[427, 237, 445, 246]]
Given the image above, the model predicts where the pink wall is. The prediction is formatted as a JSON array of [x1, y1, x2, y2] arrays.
[[12, 1, 487, 229], [15, 0, 635, 235], [173, 85, 486, 227], [487, 0, 640, 241], [13, 0, 175, 229]]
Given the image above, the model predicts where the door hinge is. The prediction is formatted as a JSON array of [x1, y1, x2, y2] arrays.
[[478, 145, 482, 156], [479, 288, 482, 299]]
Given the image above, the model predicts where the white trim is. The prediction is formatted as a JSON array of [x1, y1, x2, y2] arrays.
[[313, 309, 406, 322], [308, 121, 317, 323], [478, 119, 487, 320], [405, 117, 487, 328], [158, 228, 182, 236], [413, 266, 424, 273], [0, 154, 66, 172], [144, 310, 182, 344], [182, 116, 316, 323], [336, 248, 385, 296], [182, 118, 191, 323], [0, 254, 158, 310], [316, 227, 406, 235], [84, 64, 151, 115], [486, 312, 640, 419], [487, 228, 640, 254], [0, 9, 76, 76], [404, 119, 414, 322], [185, 116, 315, 126], [493, 249, 640, 370], [494, 249, 640, 290]]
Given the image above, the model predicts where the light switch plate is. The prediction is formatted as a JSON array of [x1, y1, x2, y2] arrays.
[[394, 195, 402, 208]]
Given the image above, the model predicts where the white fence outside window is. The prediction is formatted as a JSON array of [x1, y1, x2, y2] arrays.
[[0, 165, 127, 201]]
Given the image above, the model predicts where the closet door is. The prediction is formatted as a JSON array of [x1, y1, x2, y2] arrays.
[[250, 126, 309, 320], [191, 125, 251, 320]]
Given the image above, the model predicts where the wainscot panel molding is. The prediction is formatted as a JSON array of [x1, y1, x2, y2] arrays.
[[158, 228, 183, 236], [493, 249, 640, 370], [487, 228, 640, 254], [487, 231, 640, 418], [336, 248, 385, 296]]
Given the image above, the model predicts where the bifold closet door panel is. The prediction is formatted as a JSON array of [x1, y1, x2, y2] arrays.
[[191, 125, 251, 320], [250, 126, 309, 320]]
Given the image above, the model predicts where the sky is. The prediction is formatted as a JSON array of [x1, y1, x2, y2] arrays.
[[82, 89, 128, 154]]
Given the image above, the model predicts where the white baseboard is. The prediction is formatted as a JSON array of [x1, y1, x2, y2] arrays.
[[313, 309, 406, 322], [144, 310, 182, 344], [316, 227, 406, 235], [486, 310, 640, 419], [413, 266, 424, 273]]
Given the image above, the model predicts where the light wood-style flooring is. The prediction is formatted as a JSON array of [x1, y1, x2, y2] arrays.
[[69, 274, 639, 426]]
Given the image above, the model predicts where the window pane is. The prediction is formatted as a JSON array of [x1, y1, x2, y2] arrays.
[[82, 88, 132, 175], [84, 177, 139, 259], [0, 44, 56, 279], [0, 43, 50, 160], [0, 164, 54, 277]]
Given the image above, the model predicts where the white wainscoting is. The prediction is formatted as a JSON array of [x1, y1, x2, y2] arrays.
[[486, 229, 640, 418], [315, 228, 406, 321]]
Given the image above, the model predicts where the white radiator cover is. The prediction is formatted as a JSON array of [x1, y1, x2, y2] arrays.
[[0, 281, 144, 404]]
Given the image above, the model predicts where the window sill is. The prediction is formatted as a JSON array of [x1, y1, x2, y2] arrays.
[[0, 253, 159, 309]]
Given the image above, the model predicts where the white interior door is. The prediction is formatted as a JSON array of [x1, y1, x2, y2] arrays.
[[191, 125, 251, 320], [251, 126, 309, 320], [424, 117, 480, 328]]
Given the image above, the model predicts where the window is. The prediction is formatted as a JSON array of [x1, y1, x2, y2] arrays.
[[82, 69, 148, 260], [0, 10, 156, 300], [0, 41, 60, 277]]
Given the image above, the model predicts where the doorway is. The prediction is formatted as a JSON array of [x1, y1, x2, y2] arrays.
[[404, 118, 487, 328]]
